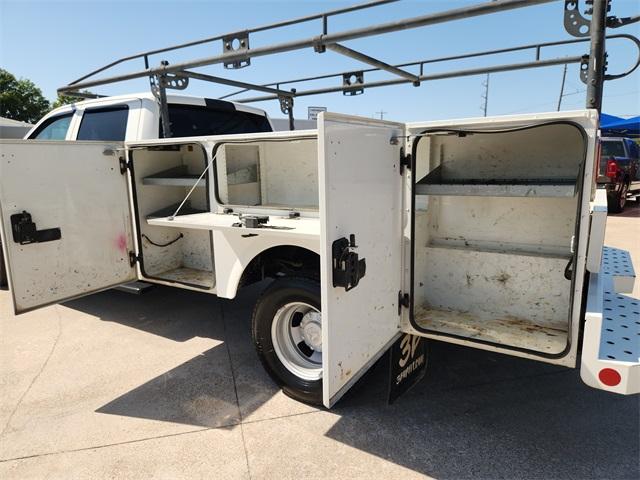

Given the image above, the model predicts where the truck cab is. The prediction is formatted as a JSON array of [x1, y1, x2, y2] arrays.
[[25, 92, 274, 142]]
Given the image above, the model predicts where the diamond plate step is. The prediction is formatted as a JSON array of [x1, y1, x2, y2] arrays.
[[598, 288, 640, 363], [601, 246, 636, 293]]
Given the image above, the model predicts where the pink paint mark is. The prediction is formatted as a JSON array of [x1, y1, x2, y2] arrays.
[[116, 234, 127, 253]]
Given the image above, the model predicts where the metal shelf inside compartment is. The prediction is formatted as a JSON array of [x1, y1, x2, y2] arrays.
[[146, 202, 207, 219], [413, 306, 568, 354], [415, 166, 577, 198], [142, 166, 205, 187]]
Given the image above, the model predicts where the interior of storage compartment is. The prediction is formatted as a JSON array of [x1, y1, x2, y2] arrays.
[[214, 138, 318, 209], [412, 122, 586, 354], [130, 144, 215, 289]]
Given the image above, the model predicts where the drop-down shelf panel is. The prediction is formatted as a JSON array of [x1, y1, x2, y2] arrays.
[[146, 202, 207, 219]]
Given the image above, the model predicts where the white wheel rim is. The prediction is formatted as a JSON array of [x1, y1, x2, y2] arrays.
[[271, 302, 322, 381]]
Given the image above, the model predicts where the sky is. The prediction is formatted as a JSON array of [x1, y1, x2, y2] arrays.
[[1, 0, 638, 123]]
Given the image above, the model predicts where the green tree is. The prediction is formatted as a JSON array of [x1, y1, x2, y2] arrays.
[[0, 69, 50, 123]]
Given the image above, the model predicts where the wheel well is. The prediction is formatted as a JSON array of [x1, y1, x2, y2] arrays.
[[239, 246, 320, 288]]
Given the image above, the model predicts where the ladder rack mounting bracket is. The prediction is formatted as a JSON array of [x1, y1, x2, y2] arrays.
[[564, 0, 592, 38], [579, 54, 590, 84], [342, 71, 364, 96], [159, 72, 189, 90], [279, 95, 294, 115], [222, 32, 251, 69]]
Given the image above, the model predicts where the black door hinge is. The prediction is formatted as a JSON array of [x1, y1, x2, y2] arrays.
[[129, 251, 141, 267], [399, 147, 411, 175], [398, 291, 410, 315], [119, 156, 131, 174]]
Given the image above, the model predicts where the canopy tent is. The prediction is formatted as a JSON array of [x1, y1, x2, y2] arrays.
[[601, 114, 640, 138]]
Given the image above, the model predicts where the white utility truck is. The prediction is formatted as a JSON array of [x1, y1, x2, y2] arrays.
[[3, 0, 639, 407], [1, 109, 638, 408]]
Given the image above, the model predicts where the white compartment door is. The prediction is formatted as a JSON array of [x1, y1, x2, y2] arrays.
[[0, 140, 137, 314], [319, 113, 405, 408]]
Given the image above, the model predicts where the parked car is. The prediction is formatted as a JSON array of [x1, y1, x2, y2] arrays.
[[597, 136, 640, 213]]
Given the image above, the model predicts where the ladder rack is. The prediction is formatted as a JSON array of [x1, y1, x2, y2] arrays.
[[57, 0, 640, 133]]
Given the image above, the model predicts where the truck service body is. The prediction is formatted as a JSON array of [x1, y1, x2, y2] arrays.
[[1, 109, 638, 408]]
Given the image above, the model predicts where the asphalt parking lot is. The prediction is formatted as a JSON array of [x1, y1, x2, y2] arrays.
[[0, 201, 638, 480]]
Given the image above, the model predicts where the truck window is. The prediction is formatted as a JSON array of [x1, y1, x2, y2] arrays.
[[601, 140, 625, 157], [163, 104, 272, 138], [77, 106, 129, 141], [29, 113, 73, 140], [625, 140, 639, 159]]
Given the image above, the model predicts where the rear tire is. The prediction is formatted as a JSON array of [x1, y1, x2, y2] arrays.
[[252, 276, 323, 406], [607, 181, 628, 214]]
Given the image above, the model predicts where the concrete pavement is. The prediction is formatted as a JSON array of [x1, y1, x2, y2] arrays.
[[0, 201, 638, 479]]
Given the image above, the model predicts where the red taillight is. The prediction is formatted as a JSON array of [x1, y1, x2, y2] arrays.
[[605, 159, 619, 179], [599, 368, 622, 386]]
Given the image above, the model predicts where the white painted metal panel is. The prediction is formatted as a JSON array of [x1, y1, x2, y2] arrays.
[[580, 261, 639, 395], [586, 188, 608, 273], [0, 140, 136, 313], [319, 112, 404, 408]]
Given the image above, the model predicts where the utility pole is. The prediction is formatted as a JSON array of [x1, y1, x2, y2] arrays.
[[557, 63, 568, 111], [375, 110, 387, 120], [481, 73, 490, 117]]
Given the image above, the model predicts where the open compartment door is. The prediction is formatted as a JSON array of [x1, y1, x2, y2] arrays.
[[0, 141, 137, 314], [319, 113, 405, 408], [406, 110, 599, 365]]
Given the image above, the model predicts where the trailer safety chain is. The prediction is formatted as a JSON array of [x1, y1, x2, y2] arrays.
[[142, 233, 184, 247]]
